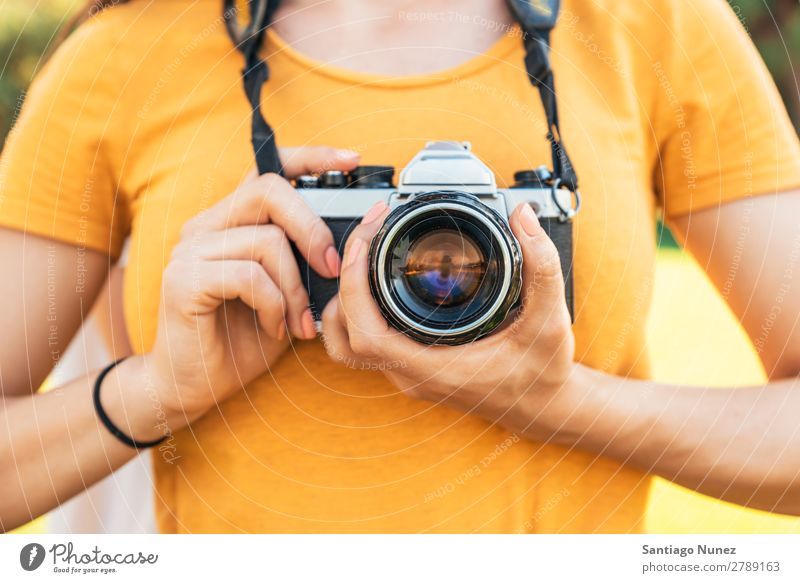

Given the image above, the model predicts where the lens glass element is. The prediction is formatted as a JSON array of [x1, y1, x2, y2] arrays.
[[386, 211, 502, 329], [370, 192, 524, 345], [402, 230, 486, 308]]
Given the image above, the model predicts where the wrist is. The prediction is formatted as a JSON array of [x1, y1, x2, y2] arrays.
[[509, 362, 599, 445], [139, 352, 218, 422], [100, 355, 194, 444]]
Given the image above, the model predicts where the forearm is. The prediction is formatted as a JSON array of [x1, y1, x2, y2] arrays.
[[0, 355, 188, 531], [499, 365, 800, 515]]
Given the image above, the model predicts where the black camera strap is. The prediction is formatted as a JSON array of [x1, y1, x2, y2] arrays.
[[507, 0, 578, 192], [224, 0, 578, 191], [224, 0, 284, 175]]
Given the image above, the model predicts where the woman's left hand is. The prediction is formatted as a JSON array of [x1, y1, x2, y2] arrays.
[[321, 200, 577, 431]]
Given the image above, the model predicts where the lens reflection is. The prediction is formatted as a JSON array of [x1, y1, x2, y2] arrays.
[[401, 230, 487, 308]]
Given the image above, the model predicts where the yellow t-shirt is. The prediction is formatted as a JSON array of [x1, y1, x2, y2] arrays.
[[2, 0, 799, 533]]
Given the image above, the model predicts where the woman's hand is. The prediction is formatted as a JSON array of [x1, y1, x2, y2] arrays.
[[147, 146, 360, 419], [321, 201, 577, 434]]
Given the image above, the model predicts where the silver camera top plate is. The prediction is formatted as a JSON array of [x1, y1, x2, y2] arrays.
[[296, 141, 575, 220]]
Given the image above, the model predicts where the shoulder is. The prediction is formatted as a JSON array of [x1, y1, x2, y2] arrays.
[[36, 0, 237, 121], [564, 0, 737, 29], [45, 0, 230, 78], [557, 0, 752, 97], [559, 0, 743, 56]]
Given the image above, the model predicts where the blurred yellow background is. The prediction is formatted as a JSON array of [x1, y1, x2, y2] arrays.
[[3, 0, 800, 534], [645, 248, 800, 533]]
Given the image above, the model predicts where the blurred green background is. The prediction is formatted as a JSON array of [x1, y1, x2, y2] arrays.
[[2, 0, 800, 534]]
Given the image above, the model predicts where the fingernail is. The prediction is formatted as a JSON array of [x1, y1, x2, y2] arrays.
[[301, 308, 317, 339], [346, 238, 364, 268], [324, 245, 341, 277], [336, 149, 359, 160], [276, 323, 286, 341], [520, 204, 540, 236], [362, 201, 387, 225]]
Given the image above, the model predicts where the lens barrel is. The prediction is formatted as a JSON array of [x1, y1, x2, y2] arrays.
[[368, 192, 522, 345]]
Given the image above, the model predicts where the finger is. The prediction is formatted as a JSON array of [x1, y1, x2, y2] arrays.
[[506, 203, 571, 345], [173, 225, 312, 340], [279, 146, 360, 178], [238, 146, 359, 191], [182, 173, 339, 278], [339, 200, 389, 263], [320, 298, 379, 368], [338, 203, 425, 361], [167, 259, 286, 340]]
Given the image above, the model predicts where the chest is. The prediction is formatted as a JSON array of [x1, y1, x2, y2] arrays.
[[121, 36, 657, 372]]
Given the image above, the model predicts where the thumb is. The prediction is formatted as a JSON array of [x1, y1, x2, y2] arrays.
[[508, 203, 570, 340], [279, 146, 361, 178]]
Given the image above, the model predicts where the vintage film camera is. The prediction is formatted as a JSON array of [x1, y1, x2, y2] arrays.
[[294, 141, 575, 345]]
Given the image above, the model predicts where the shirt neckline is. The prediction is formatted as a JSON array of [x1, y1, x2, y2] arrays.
[[264, 26, 522, 88]]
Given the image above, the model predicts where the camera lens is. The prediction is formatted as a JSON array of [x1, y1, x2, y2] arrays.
[[369, 192, 521, 345], [402, 230, 486, 308], [388, 217, 501, 327]]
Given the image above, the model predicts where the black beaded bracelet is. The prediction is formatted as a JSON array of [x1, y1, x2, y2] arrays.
[[93, 358, 167, 450]]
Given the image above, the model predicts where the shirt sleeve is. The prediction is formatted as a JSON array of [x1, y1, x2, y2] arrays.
[[653, 0, 800, 218], [0, 19, 129, 259]]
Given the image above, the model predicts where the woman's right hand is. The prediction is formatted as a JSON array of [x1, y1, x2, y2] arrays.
[[147, 146, 360, 418]]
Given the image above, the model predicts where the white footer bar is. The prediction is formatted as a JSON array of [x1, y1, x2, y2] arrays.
[[2, 534, 798, 582]]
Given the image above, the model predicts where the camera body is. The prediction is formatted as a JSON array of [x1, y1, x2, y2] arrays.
[[294, 141, 575, 345]]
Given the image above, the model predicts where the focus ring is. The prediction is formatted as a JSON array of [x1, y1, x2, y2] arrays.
[[368, 192, 522, 345]]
